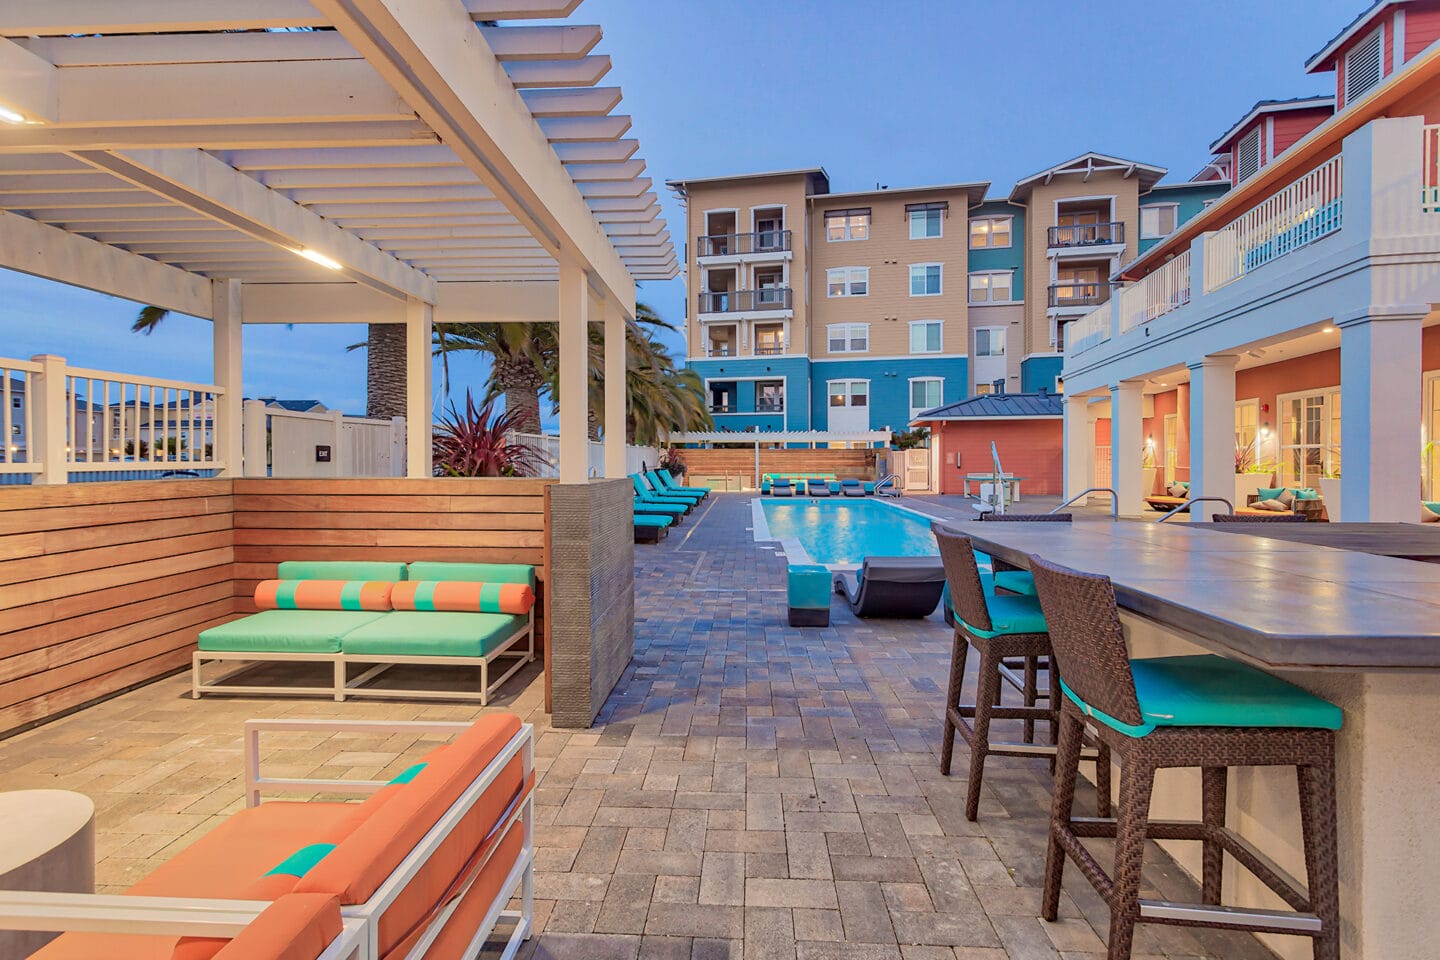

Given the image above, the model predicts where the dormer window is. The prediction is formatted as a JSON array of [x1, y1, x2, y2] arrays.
[[1345, 26, 1384, 104]]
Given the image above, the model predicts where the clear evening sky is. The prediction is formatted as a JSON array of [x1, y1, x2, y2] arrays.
[[0, 0, 1359, 422]]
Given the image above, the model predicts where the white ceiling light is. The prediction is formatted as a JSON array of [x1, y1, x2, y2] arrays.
[[0, 105, 26, 124], [296, 248, 343, 270]]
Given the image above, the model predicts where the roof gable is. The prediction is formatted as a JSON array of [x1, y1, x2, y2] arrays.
[[1009, 152, 1167, 202], [913, 391, 1063, 421]]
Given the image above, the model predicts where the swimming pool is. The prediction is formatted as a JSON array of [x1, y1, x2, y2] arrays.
[[756, 497, 939, 567]]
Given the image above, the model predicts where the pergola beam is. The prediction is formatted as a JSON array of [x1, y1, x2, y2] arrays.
[[0, 121, 438, 153], [504, 56, 611, 89]]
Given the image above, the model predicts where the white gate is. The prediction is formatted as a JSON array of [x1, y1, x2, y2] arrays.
[[244, 400, 404, 477], [903, 448, 931, 491]]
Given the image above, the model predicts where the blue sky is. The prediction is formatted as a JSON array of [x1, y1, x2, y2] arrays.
[[0, 0, 1360, 417]]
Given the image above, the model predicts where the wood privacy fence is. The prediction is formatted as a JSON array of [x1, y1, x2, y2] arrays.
[[681, 448, 879, 488], [0, 477, 554, 736]]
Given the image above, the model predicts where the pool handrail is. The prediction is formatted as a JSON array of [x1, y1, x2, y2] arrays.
[[875, 474, 901, 497], [1154, 496, 1234, 522], [1049, 487, 1118, 519]]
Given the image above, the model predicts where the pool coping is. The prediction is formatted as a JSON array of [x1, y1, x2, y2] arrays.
[[750, 494, 948, 571]]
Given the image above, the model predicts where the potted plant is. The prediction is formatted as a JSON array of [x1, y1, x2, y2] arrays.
[[661, 446, 687, 479], [1233, 438, 1274, 507]]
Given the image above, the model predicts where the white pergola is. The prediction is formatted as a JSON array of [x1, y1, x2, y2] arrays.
[[0, 0, 677, 482]]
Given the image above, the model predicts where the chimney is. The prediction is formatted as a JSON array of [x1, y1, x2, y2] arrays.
[[1037, 385, 1048, 396], [992, 378, 1006, 396]]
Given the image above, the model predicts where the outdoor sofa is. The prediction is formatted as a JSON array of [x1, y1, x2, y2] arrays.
[[10, 715, 534, 960], [193, 560, 536, 704], [833, 556, 946, 618]]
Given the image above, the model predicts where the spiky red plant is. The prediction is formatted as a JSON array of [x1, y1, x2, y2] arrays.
[[432, 391, 543, 478]]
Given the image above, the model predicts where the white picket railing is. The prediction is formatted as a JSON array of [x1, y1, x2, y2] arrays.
[[0, 357, 41, 475], [1423, 123, 1440, 212], [1065, 301, 1112, 356], [1204, 154, 1344, 292], [1118, 249, 1191, 332], [509, 431, 660, 479]]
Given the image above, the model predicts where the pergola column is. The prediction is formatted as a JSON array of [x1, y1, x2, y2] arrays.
[[603, 298, 627, 478], [1063, 394, 1092, 503], [1111, 380, 1145, 517], [405, 298, 433, 478], [1188, 355, 1237, 521], [558, 259, 590, 483], [212, 279, 243, 477], [1340, 309, 1425, 520]]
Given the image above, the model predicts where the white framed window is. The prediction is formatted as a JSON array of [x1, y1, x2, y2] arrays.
[[909, 320, 942, 354], [1277, 387, 1342, 489], [1140, 204, 1179, 240], [826, 267, 869, 297], [909, 207, 943, 239], [968, 270, 1013, 303], [9, 396, 19, 409], [825, 208, 870, 242], [975, 327, 1007, 357], [974, 383, 994, 396], [909, 377, 942, 417], [1235, 398, 1260, 463], [909, 263, 942, 297], [826, 323, 869, 353], [1236, 127, 1262, 183], [1345, 25, 1384, 103], [969, 216, 1012, 249], [828, 379, 869, 408]]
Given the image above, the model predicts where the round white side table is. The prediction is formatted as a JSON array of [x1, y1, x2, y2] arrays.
[[0, 790, 96, 957]]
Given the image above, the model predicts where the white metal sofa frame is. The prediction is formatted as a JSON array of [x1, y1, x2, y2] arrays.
[[191, 611, 535, 705]]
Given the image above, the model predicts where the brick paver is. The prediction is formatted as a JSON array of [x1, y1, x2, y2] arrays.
[[0, 492, 1272, 959]]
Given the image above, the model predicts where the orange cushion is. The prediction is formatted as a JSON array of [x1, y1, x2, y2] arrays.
[[171, 874, 303, 960], [390, 581, 534, 615], [211, 895, 342, 960], [391, 823, 526, 959], [254, 580, 395, 612]]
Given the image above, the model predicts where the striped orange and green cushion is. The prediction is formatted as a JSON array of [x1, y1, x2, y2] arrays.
[[391, 580, 535, 615], [254, 580, 395, 612]]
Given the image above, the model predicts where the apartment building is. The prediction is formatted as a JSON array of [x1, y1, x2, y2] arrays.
[[668, 160, 1226, 441]]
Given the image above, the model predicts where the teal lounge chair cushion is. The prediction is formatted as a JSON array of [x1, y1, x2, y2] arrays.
[[277, 560, 407, 582], [634, 514, 672, 528], [649, 471, 704, 496], [958, 594, 1047, 639], [635, 499, 686, 516], [198, 609, 386, 653], [1060, 654, 1343, 738], [407, 561, 534, 587], [340, 610, 525, 658]]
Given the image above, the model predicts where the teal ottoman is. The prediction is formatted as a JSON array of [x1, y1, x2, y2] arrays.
[[788, 564, 832, 627]]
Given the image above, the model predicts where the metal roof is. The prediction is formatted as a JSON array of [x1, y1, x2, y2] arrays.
[[912, 391, 1063, 422], [1304, 0, 1397, 72], [810, 181, 991, 206], [1208, 96, 1335, 154]]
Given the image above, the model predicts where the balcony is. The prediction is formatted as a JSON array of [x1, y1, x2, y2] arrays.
[[756, 400, 784, 413], [697, 288, 793, 315], [754, 343, 785, 356], [709, 402, 732, 413], [697, 230, 792, 259], [706, 346, 735, 358], [1048, 282, 1108, 309], [1048, 222, 1124, 248]]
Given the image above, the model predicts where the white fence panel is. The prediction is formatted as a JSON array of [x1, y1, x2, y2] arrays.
[[246, 400, 403, 477], [509, 432, 660, 479]]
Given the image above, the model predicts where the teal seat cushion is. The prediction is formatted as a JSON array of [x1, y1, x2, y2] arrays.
[[635, 499, 686, 516], [339, 610, 526, 658], [958, 594, 1047, 639], [266, 843, 336, 878], [198, 609, 385, 653], [993, 570, 1037, 596], [407, 561, 534, 587], [634, 514, 672, 528], [276, 560, 407, 582], [1060, 654, 1343, 738], [788, 564, 832, 610]]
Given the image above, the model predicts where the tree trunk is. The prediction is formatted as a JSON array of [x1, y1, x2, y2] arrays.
[[366, 323, 407, 419], [491, 353, 543, 434]]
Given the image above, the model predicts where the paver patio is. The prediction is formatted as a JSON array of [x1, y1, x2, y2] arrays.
[[0, 493, 1274, 960]]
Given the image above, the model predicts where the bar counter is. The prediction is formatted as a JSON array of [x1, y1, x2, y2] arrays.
[[939, 518, 1440, 960]]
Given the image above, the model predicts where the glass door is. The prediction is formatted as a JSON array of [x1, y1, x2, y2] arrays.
[[1163, 413, 1178, 485]]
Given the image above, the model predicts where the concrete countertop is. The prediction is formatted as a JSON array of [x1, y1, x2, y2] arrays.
[[945, 520, 1440, 670]]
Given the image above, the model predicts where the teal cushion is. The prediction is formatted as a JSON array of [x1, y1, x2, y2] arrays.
[[958, 593, 1047, 639], [198, 609, 386, 653], [389, 762, 427, 785], [1291, 487, 1321, 500], [266, 843, 336, 877], [407, 561, 534, 587], [1257, 487, 1286, 502], [1061, 655, 1343, 739], [276, 561, 407, 582], [635, 499, 686, 516], [788, 564, 832, 610], [339, 610, 526, 658], [1424, 501, 1440, 516], [634, 514, 672, 528], [993, 570, 1037, 597]]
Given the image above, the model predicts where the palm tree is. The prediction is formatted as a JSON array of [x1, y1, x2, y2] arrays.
[[434, 322, 551, 435]]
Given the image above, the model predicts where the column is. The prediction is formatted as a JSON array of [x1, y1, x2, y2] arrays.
[[1339, 310, 1424, 521], [558, 260, 590, 484], [30, 354, 67, 485], [603, 298, 627, 479], [1063, 394, 1092, 503], [1111, 380, 1145, 516], [404, 298, 433, 478], [211, 279, 243, 477], [1188, 355, 1237, 521]]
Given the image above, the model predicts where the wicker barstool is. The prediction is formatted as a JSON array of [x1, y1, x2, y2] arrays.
[[934, 528, 1109, 822], [1028, 555, 1342, 960], [978, 511, 1074, 522], [1211, 512, 1309, 522]]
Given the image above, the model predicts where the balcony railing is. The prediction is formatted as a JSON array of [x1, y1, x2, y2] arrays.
[[697, 230, 792, 257], [710, 402, 732, 414], [756, 400, 785, 413], [1048, 222, 1123, 247], [1119, 249, 1190, 332], [1204, 155, 1343, 292], [707, 346, 735, 358], [698, 288, 793, 314], [1047, 282, 1107, 308], [754, 343, 785, 356], [1066, 302, 1112, 355]]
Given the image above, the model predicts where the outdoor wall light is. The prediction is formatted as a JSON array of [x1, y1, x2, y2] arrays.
[[296, 248, 343, 270]]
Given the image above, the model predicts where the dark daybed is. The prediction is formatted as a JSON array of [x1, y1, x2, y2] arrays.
[[833, 556, 946, 618]]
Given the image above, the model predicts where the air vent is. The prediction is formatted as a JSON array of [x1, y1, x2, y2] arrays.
[[1235, 128, 1262, 183], [1345, 26, 1384, 104]]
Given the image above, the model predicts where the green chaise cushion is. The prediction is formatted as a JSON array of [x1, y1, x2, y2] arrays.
[[277, 561, 408, 582], [339, 610, 526, 658], [958, 594, 1047, 639], [407, 561, 534, 587], [198, 610, 386, 653], [1061, 654, 1343, 738]]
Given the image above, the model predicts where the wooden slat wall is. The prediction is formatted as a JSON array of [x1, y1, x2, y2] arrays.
[[682, 448, 877, 479], [0, 480, 236, 736]]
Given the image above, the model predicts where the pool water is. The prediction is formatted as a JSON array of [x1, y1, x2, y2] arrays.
[[759, 498, 938, 566]]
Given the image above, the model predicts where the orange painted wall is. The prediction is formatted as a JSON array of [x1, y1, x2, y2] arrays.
[[934, 419, 1063, 496]]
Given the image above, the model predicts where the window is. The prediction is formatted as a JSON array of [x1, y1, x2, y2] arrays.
[[909, 378, 942, 416], [10, 396, 19, 408], [756, 380, 785, 413], [826, 323, 869, 353], [1140, 204, 1178, 240], [975, 328, 1006, 357], [1278, 388, 1341, 488], [1236, 127, 1262, 183], [908, 206, 943, 239], [968, 271, 1013, 303], [974, 383, 994, 396], [909, 263, 942, 296], [828, 380, 868, 407], [1345, 26, 1384, 103], [969, 216, 1012, 249], [825, 208, 870, 241], [909, 320, 942, 354], [1235, 399, 1260, 465], [826, 267, 869, 297]]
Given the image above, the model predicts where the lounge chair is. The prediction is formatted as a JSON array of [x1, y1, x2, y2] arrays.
[[807, 478, 832, 497], [650, 468, 709, 498], [840, 478, 865, 497], [771, 477, 795, 496], [832, 556, 946, 618], [633, 512, 672, 542], [631, 474, 693, 513], [643, 471, 703, 504], [634, 497, 686, 524]]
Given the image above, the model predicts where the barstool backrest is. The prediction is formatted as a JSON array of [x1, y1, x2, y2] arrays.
[[1210, 512, 1307, 522], [933, 527, 994, 633], [978, 513, 1073, 522], [1028, 554, 1145, 728]]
